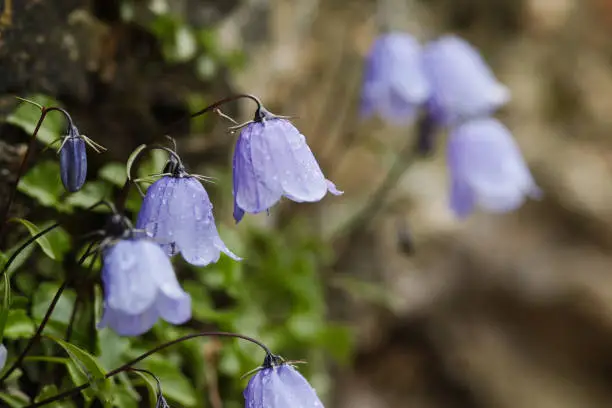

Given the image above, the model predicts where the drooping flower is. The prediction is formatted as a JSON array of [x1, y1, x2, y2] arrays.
[[360, 32, 430, 124], [0, 343, 7, 371], [447, 118, 541, 218], [232, 110, 342, 223], [244, 355, 324, 408], [98, 238, 191, 336], [59, 125, 87, 193], [422, 35, 510, 125], [136, 172, 239, 266]]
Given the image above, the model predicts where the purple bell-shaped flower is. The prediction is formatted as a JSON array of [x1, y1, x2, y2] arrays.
[[244, 355, 324, 408], [447, 118, 541, 218], [360, 32, 430, 125], [98, 238, 191, 336], [58, 125, 88, 193], [423, 35, 510, 125], [136, 174, 239, 266], [232, 110, 342, 223]]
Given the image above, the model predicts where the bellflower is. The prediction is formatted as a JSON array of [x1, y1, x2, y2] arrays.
[[447, 118, 541, 218], [59, 125, 87, 193], [360, 32, 430, 124], [98, 238, 191, 336], [244, 355, 324, 408], [422, 35, 510, 125], [136, 173, 239, 266], [232, 110, 342, 223], [0, 343, 6, 371]]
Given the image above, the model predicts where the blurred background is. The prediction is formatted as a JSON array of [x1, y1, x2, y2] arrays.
[[2, 0, 612, 407]]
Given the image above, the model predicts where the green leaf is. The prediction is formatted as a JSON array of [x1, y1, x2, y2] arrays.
[[5, 94, 65, 145], [35, 384, 76, 408], [32, 283, 76, 326], [50, 337, 113, 403], [64, 181, 113, 211], [97, 327, 130, 371], [18, 161, 69, 212], [130, 370, 158, 408], [3, 309, 35, 339], [5, 236, 35, 277], [111, 386, 139, 408], [9, 218, 58, 260], [0, 272, 11, 342], [0, 391, 29, 408], [98, 162, 127, 187]]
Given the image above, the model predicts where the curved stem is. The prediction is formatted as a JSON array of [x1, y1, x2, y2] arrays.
[[0, 106, 74, 244], [187, 94, 263, 122], [26, 331, 271, 408], [0, 280, 68, 382], [117, 144, 186, 213], [108, 331, 270, 376], [0, 222, 61, 279]]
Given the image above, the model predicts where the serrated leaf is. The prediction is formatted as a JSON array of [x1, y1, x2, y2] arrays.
[[9, 218, 58, 260], [50, 337, 113, 403], [5, 95, 65, 145]]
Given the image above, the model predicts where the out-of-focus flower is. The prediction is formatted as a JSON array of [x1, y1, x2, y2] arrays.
[[244, 355, 324, 408], [447, 118, 541, 218], [232, 110, 342, 223], [360, 32, 430, 124], [423, 35, 510, 125], [136, 174, 239, 266], [59, 125, 87, 193], [0, 343, 7, 371], [98, 239, 191, 336]]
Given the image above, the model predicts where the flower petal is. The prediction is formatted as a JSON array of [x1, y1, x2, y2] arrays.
[[256, 119, 329, 202], [244, 368, 266, 408], [235, 124, 283, 213], [97, 304, 159, 337], [423, 35, 510, 124], [448, 118, 540, 215], [276, 365, 324, 407], [171, 178, 240, 266], [136, 176, 179, 256], [101, 240, 157, 315], [361, 32, 430, 124]]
